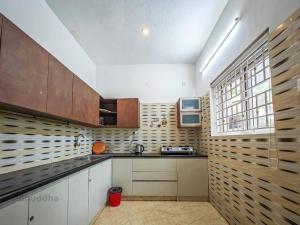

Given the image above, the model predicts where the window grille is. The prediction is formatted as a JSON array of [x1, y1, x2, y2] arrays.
[[211, 32, 274, 136]]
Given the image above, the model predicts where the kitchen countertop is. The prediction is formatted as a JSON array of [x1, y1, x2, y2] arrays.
[[104, 152, 207, 158], [0, 152, 207, 204]]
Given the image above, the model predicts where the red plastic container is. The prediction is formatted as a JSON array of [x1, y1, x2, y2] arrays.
[[109, 187, 122, 207]]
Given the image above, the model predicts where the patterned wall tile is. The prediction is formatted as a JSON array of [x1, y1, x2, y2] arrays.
[[0, 103, 200, 174], [0, 110, 94, 174], [95, 103, 199, 153]]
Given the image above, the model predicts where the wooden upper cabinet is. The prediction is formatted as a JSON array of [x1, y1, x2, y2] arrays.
[[117, 98, 140, 128], [0, 17, 48, 112], [72, 76, 99, 126], [47, 55, 73, 118], [0, 14, 2, 48]]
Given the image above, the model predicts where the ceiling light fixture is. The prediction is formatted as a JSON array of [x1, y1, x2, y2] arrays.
[[200, 17, 240, 73], [141, 27, 150, 37]]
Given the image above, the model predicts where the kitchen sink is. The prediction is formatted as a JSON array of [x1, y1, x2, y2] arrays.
[[74, 155, 104, 161]]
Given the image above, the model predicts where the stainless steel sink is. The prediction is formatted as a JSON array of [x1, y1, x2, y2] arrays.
[[74, 155, 104, 161]]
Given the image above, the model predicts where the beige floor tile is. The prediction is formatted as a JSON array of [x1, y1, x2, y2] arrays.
[[93, 201, 228, 225]]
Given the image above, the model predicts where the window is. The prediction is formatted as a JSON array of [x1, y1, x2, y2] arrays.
[[211, 32, 274, 136]]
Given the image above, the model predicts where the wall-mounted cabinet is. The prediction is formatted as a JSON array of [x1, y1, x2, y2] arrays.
[[72, 76, 99, 126], [47, 55, 73, 119], [117, 98, 140, 128], [179, 98, 201, 111], [0, 16, 48, 112], [99, 99, 118, 127], [177, 98, 202, 128], [0, 14, 99, 127], [99, 98, 140, 128], [0, 14, 2, 48]]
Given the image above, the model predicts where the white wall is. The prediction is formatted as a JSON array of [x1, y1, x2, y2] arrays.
[[195, 0, 300, 96], [0, 0, 97, 90], [96, 64, 196, 103]]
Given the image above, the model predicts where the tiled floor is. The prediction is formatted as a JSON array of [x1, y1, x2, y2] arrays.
[[93, 201, 228, 225]]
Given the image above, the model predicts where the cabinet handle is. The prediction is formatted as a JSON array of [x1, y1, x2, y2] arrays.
[[89, 179, 92, 182], [29, 216, 34, 222]]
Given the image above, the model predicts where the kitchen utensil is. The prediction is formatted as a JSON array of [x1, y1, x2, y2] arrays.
[[161, 146, 193, 155], [92, 141, 106, 154], [134, 144, 144, 154]]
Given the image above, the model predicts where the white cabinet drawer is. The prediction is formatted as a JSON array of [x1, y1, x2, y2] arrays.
[[132, 172, 177, 181], [132, 159, 176, 171], [132, 181, 177, 196]]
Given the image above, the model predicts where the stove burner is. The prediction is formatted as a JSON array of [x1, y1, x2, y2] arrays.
[[160, 146, 193, 155]]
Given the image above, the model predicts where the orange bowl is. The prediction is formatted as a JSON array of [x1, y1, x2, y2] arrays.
[[92, 141, 106, 154]]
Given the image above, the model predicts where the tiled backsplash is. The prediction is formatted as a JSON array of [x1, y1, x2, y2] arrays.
[[95, 103, 199, 153], [0, 110, 94, 174], [0, 103, 199, 174]]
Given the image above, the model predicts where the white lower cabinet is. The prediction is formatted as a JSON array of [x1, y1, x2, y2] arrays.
[[0, 159, 113, 225], [88, 159, 112, 223], [132, 158, 176, 172], [0, 157, 208, 225], [0, 199, 28, 225], [112, 158, 132, 196], [29, 179, 68, 225], [113, 158, 208, 198], [132, 181, 177, 196], [132, 158, 178, 196], [68, 169, 89, 225], [177, 158, 208, 197]]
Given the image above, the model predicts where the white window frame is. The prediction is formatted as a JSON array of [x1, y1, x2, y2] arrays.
[[210, 31, 275, 136]]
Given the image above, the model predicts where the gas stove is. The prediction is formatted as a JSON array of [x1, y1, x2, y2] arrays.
[[160, 146, 194, 155]]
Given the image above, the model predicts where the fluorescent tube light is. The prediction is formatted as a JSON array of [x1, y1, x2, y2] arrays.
[[200, 17, 240, 73]]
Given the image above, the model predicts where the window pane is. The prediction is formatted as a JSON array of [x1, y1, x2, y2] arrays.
[[211, 38, 273, 135], [257, 94, 266, 106], [253, 80, 270, 96]]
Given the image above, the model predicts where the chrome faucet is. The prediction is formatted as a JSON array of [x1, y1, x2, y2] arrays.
[[74, 134, 85, 147]]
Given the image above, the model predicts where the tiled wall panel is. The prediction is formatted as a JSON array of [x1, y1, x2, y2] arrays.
[[202, 8, 300, 225], [0, 103, 199, 174], [199, 96, 211, 156], [95, 103, 199, 153], [0, 110, 93, 174]]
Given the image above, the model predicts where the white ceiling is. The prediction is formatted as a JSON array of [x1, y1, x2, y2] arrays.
[[46, 0, 228, 65]]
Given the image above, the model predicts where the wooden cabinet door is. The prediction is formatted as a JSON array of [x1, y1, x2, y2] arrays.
[[0, 17, 48, 112], [29, 180, 68, 225], [68, 170, 89, 225], [0, 14, 2, 49], [117, 98, 140, 128], [47, 55, 73, 118], [72, 76, 99, 126]]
